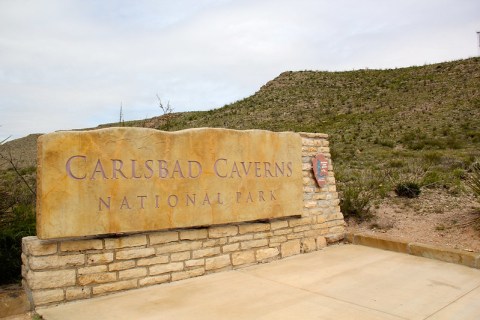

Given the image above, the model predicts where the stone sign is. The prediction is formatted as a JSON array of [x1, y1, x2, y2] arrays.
[[36, 128, 303, 239], [312, 154, 328, 187]]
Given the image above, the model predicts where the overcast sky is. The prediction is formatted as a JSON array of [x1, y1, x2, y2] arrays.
[[1, 0, 479, 139]]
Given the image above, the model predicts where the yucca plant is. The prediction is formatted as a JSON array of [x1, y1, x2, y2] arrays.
[[466, 162, 480, 199]]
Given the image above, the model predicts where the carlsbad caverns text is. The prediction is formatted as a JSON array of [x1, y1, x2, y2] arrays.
[[65, 156, 293, 211]]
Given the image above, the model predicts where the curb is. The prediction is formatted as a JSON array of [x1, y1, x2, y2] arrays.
[[346, 232, 480, 269]]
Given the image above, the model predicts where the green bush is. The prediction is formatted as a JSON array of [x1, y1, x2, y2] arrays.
[[0, 165, 37, 284], [0, 204, 36, 284], [395, 182, 421, 198], [340, 184, 374, 221]]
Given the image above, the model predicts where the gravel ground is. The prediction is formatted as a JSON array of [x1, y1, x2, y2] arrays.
[[347, 188, 480, 252]]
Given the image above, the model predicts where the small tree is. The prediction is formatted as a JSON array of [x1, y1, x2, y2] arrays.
[[1, 136, 11, 145]]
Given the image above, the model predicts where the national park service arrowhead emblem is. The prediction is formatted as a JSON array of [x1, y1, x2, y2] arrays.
[[312, 154, 328, 187]]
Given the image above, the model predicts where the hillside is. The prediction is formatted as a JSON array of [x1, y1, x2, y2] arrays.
[[67, 56, 480, 250], [3, 58, 480, 171], [134, 58, 480, 198], [2, 57, 480, 255], [0, 134, 40, 170], [167, 57, 480, 136], [133, 58, 480, 166]]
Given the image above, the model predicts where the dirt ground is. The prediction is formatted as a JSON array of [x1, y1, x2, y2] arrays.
[[0, 313, 32, 320], [0, 284, 31, 320], [347, 188, 480, 252]]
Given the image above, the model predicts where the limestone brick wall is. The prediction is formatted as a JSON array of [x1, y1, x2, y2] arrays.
[[22, 132, 344, 308]]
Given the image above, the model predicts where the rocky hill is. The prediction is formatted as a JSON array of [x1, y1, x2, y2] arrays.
[[1, 57, 480, 284], [4, 57, 479, 173], [163, 58, 480, 215], [0, 134, 41, 170]]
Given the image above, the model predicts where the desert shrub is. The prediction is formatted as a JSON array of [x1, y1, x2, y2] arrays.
[[424, 138, 445, 149], [440, 157, 466, 171], [0, 203, 35, 284], [374, 138, 395, 148], [446, 136, 463, 149], [395, 182, 421, 198], [392, 162, 427, 187], [387, 159, 405, 168], [329, 145, 340, 162], [452, 168, 466, 180], [467, 131, 480, 143], [421, 170, 443, 188], [0, 160, 37, 284], [423, 151, 443, 165], [340, 184, 374, 221], [466, 162, 480, 199], [408, 140, 426, 150], [401, 131, 427, 150]]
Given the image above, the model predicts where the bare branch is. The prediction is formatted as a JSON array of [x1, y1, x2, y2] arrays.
[[1, 135, 11, 145], [156, 94, 174, 130], [119, 102, 125, 127], [156, 94, 174, 115], [0, 149, 36, 197]]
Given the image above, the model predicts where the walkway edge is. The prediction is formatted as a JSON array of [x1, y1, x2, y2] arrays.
[[346, 232, 480, 269]]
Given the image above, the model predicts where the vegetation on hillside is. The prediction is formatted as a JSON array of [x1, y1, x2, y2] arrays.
[[1, 57, 479, 284], [141, 57, 480, 220]]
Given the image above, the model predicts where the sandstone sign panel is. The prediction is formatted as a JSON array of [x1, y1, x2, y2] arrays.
[[36, 128, 303, 239]]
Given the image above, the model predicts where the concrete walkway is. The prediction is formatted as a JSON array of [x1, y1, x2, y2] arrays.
[[38, 245, 480, 320]]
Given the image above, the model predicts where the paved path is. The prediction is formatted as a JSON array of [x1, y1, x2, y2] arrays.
[[38, 245, 480, 320]]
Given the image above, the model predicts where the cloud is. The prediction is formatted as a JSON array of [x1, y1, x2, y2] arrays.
[[0, 0, 479, 139]]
